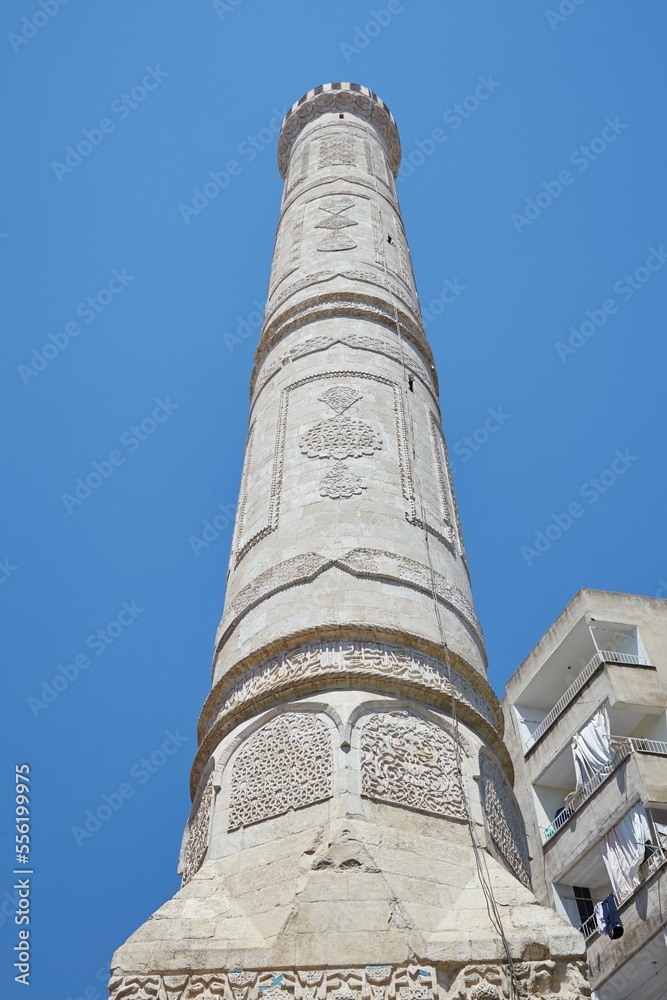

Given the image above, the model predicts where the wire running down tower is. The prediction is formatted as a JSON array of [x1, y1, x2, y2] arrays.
[[109, 82, 591, 1000]]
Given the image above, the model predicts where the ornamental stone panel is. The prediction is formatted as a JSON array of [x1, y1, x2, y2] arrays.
[[479, 755, 532, 889], [228, 713, 333, 830], [359, 710, 467, 820]]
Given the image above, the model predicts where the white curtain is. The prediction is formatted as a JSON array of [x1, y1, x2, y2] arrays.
[[601, 804, 652, 901], [571, 707, 613, 790]]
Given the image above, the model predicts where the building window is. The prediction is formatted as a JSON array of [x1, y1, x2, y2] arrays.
[[573, 885, 594, 925]]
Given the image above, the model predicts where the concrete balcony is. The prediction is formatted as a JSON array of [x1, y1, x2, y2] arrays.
[[524, 650, 653, 754], [582, 850, 667, 992], [522, 660, 661, 780], [543, 748, 667, 881]]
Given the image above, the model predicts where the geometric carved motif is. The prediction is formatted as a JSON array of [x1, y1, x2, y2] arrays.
[[180, 774, 214, 884], [428, 412, 455, 546], [319, 461, 366, 499], [220, 547, 485, 656], [440, 423, 466, 561], [109, 967, 439, 1000], [300, 414, 383, 460], [319, 134, 356, 168], [450, 960, 591, 1000], [316, 197, 358, 251], [319, 385, 362, 413], [252, 330, 435, 401], [269, 205, 304, 295], [299, 385, 382, 498], [228, 713, 332, 830], [360, 711, 467, 820], [108, 962, 591, 1000], [479, 756, 532, 889]]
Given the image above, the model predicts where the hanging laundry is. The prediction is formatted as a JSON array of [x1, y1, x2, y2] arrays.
[[593, 901, 608, 936], [601, 893, 623, 938], [571, 707, 613, 790], [601, 804, 653, 901]]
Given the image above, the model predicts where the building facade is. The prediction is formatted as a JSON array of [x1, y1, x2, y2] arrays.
[[109, 84, 590, 1000], [503, 589, 667, 1000]]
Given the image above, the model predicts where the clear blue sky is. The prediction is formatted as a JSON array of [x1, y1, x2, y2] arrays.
[[2, 2, 666, 997]]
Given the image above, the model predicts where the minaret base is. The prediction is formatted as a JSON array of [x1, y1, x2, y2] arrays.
[[110, 815, 588, 1000]]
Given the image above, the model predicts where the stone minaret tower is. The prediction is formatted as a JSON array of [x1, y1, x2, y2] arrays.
[[110, 84, 589, 1000]]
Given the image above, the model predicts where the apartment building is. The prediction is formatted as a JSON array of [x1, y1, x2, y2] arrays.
[[503, 589, 667, 1000]]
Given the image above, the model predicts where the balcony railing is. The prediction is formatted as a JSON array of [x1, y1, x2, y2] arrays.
[[613, 736, 667, 756], [524, 650, 652, 753], [578, 848, 667, 940], [542, 737, 667, 843], [637, 845, 667, 885], [579, 910, 600, 940], [579, 847, 667, 941]]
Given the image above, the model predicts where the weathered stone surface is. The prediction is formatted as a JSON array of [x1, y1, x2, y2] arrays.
[[110, 82, 589, 996]]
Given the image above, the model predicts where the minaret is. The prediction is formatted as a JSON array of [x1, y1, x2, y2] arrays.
[[110, 84, 590, 1000]]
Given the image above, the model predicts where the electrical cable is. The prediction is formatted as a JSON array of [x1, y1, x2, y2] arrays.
[[370, 151, 519, 1000]]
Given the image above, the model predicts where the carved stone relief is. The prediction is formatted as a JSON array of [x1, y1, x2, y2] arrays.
[[319, 461, 366, 499], [227, 713, 333, 830], [319, 385, 362, 413], [278, 84, 402, 179], [205, 640, 498, 757], [363, 137, 373, 175], [109, 962, 591, 1000], [232, 389, 285, 566], [316, 197, 358, 251], [319, 133, 356, 168], [440, 425, 466, 561], [252, 329, 435, 403], [479, 756, 532, 890], [180, 774, 214, 884], [302, 388, 381, 454], [360, 711, 467, 820], [371, 199, 386, 268], [290, 205, 304, 269], [299, 384, 382, 498], [269, 205, 304, 295], [223, 545, 484, 652], [300, 414, 382, 461], [240, 371, 406, 524], [427, 412, 455, 544], [449, 961, 591, 1000], [265, 267, 418, 325], [110, 967, 438, 1000]]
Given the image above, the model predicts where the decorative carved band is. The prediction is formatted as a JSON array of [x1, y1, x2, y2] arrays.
[[110, 967, 437, 1000], [260, 278, 424, 360], [264, 260, 416, 320], [251, 327, 437, 409], [278, 82, 401, 178], [221, 548, 483, 651], [449, 961, 591, 1000], [206, 640, 498, 741], [109, 961, 591, 1000]]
